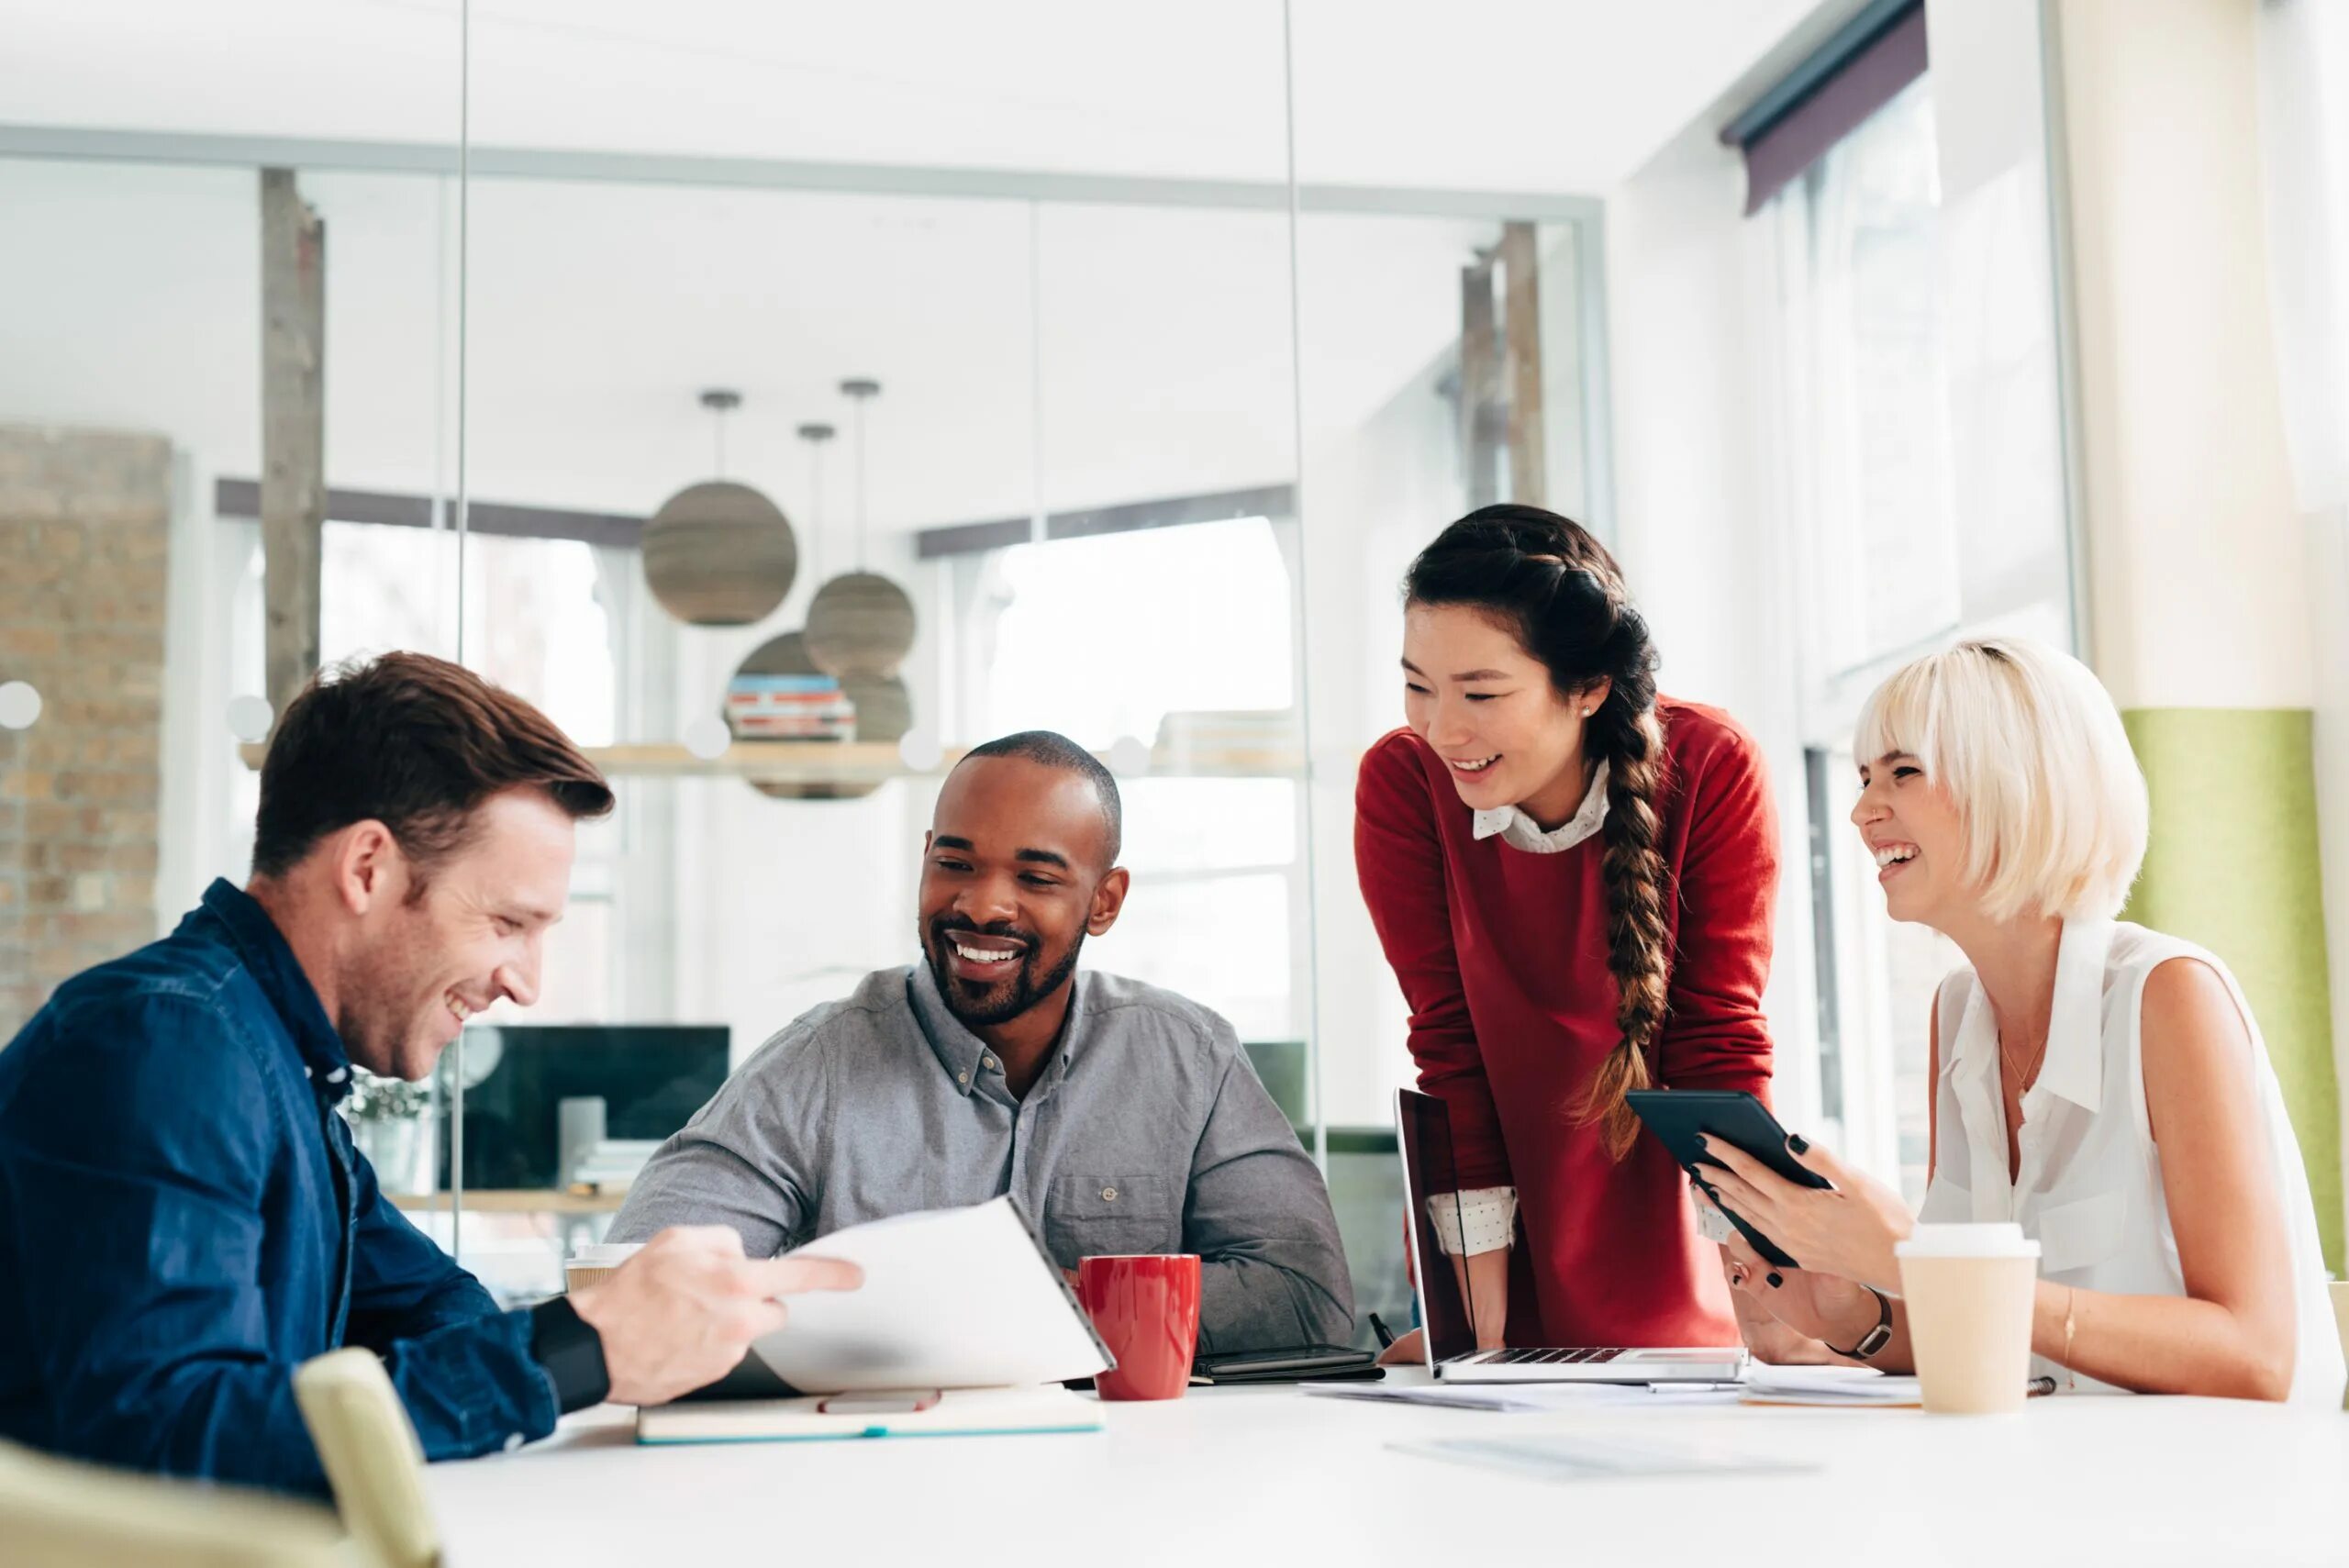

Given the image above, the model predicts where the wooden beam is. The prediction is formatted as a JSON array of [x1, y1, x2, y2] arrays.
[[1459, 256, 1502, 510], [1500, 221, 1546, 508], [259, 168, 325, 724]]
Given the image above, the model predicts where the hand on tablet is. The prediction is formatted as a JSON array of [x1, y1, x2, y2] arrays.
[[1698, 1134, 1911, 1294]]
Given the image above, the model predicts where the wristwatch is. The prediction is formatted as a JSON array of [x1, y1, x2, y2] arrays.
[[529, 1296, 612, 1413], [1824, 1285, 1893, 1362]]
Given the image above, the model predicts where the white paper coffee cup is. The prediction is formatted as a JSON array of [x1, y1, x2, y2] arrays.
[[565, 1241, 644, 1296], [1897, 1223, 2041, 1414]]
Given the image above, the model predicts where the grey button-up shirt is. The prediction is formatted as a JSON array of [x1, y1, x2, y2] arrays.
[[609, 962, 1354, 1353]]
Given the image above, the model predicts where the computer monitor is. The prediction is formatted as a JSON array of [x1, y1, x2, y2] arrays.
[[1241, 1039, 1308, 1129], [434, 1024, 729, 1191]]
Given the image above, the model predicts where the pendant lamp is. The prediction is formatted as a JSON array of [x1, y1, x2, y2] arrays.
[[803, 378, 918, 680], [642, 389, 797, 626]]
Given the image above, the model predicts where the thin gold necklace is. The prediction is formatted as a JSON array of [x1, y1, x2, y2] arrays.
[[2000, 1029, 2049, 1094]]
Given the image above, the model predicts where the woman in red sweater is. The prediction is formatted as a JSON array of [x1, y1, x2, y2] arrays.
[[1357, 505, 1779, 1354]]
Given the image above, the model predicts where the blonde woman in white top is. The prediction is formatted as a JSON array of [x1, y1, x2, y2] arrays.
[[1699, 637, 2344, 1406]]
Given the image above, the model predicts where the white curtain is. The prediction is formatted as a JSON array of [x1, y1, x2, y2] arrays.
[[1769, 77, 1968, 702], [2256, 0, 2349, 1212], [2259, 0, 2349, 508]]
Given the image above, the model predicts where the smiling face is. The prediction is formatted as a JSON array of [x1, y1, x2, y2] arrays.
[[1850, 752, 1969, 928], [335, 787, 575, 1081], [918, 756, 1129, 1030], [1401, 603, 1609, 826]]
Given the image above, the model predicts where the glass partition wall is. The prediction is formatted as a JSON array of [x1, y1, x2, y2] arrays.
[[0, 5, 1607, 1342]]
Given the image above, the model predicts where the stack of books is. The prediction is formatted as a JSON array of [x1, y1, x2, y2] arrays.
[[1152, 707, 1305, 769], [726, 673, 855, 741], [564, 1138, 665, 1195]]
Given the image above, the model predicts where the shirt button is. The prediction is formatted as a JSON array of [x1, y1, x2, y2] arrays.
[[1101, 1186, 1118, 1203], [957, 1072, 969, 1085], [983, 1057, 996, 1071], [325, 1066, 348, 1084]]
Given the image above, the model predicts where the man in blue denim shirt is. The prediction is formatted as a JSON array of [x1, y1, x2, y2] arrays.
[[0, 653, 858, 1492]]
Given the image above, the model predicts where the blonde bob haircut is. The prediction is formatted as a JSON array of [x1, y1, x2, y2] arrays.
[[1853, 636, 2148, 922]]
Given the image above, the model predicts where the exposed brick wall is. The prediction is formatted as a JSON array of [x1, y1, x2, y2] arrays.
[[0, 426, 173, 1041]]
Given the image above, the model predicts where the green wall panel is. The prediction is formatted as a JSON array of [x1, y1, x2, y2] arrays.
[[2121, 706, 2342, 1274]]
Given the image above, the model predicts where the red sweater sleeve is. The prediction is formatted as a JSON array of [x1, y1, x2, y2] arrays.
[[1353, 732, 1513, 1190], [1655, 714, 1779, 1103]]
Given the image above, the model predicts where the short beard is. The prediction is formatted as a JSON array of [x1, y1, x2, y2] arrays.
[[926, 921, 1084, 1029]]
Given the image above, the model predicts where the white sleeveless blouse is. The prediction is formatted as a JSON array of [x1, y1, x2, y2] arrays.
[[1916, 917, 2345, 1407]]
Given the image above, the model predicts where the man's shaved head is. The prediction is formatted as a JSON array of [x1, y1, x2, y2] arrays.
[[956, 730, 1121, 867]]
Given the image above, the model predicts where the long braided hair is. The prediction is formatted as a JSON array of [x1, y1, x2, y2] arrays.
[[1405, 504, 1670, 1160]]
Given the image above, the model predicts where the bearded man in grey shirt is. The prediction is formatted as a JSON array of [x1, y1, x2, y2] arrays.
[[610, 731, 1354, 1353]]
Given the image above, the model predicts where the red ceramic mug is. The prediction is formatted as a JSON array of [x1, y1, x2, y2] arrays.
[[1076, 1253, 1201, 1401]]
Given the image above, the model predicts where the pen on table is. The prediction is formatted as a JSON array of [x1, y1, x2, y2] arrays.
[[1368, 1313, 1397, 1350]]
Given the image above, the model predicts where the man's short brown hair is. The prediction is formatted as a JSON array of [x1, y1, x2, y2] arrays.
[[251, 651, 616, 882]]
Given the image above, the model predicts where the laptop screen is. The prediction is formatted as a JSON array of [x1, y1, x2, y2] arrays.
[[1396, 1088, 1483, 1364]]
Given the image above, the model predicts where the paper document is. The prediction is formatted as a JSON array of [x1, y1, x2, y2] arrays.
[[1740, 1365, 1921, 1407], [750, 1196, 1112, 1394], [1392, 1434, 1821, 1483]]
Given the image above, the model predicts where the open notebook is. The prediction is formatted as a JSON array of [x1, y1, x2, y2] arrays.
[[639, 1385, 1103, 1445]]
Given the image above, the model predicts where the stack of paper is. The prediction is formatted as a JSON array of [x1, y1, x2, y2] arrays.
[[1740, 1364, 1921, 1407]]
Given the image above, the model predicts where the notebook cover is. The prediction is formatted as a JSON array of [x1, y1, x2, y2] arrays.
[[636, 1385, 1104, 1445]]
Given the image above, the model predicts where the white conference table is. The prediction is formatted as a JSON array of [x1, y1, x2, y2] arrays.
[[429, 1371, 2349, 1567]]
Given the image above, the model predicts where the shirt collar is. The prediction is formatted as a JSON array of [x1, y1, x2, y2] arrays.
[[1950, 915, 2111, 1115], [906, 956, 1087, 1097], [2037, 916, 2113, 1111], [1471, 758, 1611, 851], [196, 878, 355, 1101]]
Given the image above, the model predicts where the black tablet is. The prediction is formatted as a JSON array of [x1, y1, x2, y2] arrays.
[[1191, 1345, 1382, 1385], [1624, 1089, 1829, 1271]]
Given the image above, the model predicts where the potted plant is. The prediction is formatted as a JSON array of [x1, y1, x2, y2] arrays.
[[342, 1068, 436, 1195]]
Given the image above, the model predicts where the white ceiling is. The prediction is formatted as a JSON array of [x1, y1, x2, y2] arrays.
[[1, 0, 1820, 191]]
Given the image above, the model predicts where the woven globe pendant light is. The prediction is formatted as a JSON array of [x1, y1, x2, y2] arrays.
[[804, 571, 917, 678], [643, 390, 797, 627], [840, 672, 912, 743], [803, 378, 918, 678]]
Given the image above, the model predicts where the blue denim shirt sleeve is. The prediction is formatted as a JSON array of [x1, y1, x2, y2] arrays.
[[344, 1143, 502, 1345], [5, 990, 558, 1492]]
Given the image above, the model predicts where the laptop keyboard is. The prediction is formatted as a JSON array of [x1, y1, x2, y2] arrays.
[[1481, 1347, 1625, 1364]]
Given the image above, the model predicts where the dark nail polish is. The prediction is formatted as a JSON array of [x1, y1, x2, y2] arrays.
[[1694, 1135, 1709, 1151], [1766, 1273, 1784, 1288], [1788, 1134, 1809, 1154]]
